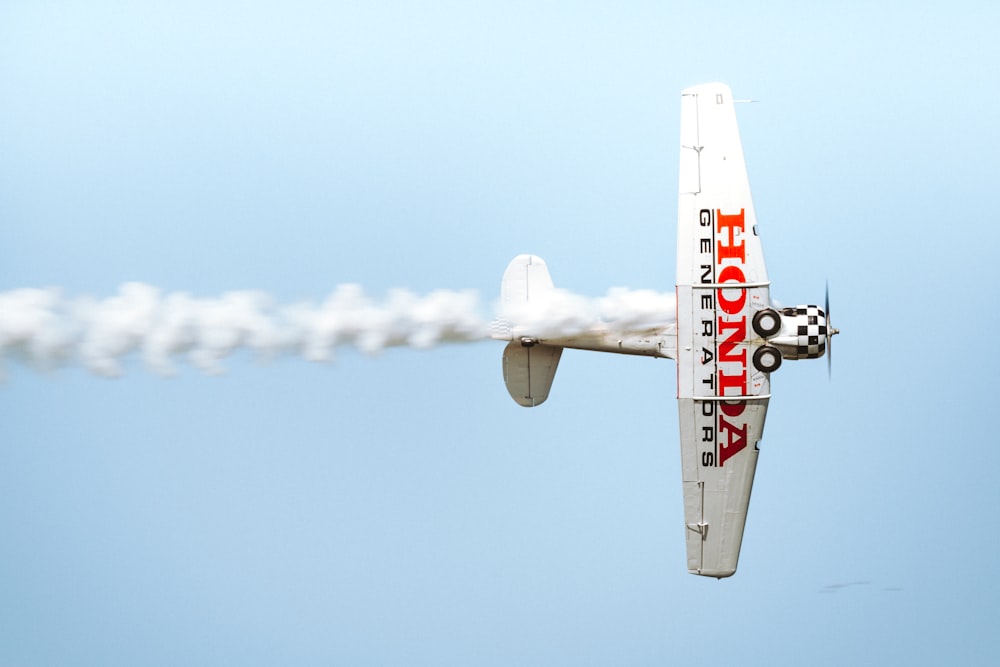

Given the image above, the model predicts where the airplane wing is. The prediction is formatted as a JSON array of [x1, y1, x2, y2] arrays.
[[675, 83, 771, 578]]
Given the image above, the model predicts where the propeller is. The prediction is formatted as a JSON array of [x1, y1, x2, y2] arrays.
[[825, 282, 839, 378]]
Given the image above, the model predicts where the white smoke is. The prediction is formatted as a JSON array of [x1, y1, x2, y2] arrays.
[[0, 283, 676, 377], [495, 287, 677, 339]]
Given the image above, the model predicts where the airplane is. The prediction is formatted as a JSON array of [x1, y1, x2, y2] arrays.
[[491, 82, 838, 578]]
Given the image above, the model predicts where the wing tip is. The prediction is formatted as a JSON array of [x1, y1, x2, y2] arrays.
[[681, 82, 733, 98], [689, 567, 737, 579]]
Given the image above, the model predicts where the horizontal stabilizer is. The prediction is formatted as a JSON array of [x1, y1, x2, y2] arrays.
[[498, 254, 564, 407], [502, 341, 562, 407], [501, 254, 555, 306]]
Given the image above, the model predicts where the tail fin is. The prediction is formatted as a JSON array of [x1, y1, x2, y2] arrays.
[[498, 255, 563, 407]]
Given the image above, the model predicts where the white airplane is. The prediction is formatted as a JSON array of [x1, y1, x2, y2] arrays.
[[492, 82, 838, 578]]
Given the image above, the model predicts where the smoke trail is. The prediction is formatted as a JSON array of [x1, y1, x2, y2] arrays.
[[0, 283, 676, 377], [492, 287, 677, 340]]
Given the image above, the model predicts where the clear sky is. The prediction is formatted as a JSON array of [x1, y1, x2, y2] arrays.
[[3, 1, 999, 665]]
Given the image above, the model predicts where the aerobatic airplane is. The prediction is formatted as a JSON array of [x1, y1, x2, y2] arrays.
[[492, 82, 838, 578]]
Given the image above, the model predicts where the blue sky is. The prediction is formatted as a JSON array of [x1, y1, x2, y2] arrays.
[[3, 1, 999, 665]]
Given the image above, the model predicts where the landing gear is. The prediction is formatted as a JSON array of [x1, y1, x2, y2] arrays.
[[752, 309, 781, 338], [753, 345, 782, 373]]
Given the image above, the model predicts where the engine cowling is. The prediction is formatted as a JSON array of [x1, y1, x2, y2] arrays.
[[767, 305, 829, 361]]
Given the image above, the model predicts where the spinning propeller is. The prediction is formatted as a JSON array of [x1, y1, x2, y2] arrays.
[[826, 282, 840, 378]]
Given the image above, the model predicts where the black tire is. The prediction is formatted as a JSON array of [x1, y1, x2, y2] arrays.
[[752, 309, 781, 338], [753, 345, 782, 373]]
